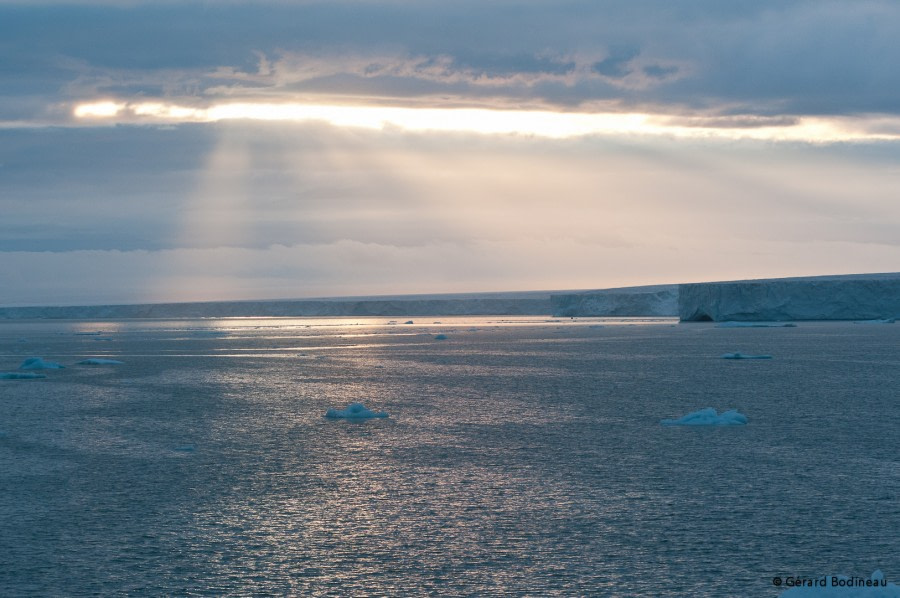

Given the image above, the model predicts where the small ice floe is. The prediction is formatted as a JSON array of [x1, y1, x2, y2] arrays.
[[1, 372, 47, 380], [853, 318, 895, 324], [434, 334, 448, 340], [19, 357, 65, 370], [720, 352, 772, 360], [77, 358, 125, 365], [195, 330, 229, 337], [717, 321, 796, 328], [325, 402, 389, 419], [778, 570, 900, 597], [661, 408, 748, 426]]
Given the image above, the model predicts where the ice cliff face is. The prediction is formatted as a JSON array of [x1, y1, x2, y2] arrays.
[[679, 273, 900, 322], [6, 273, 896, 321], [0, 293, 554, 319], [551, 285, 678, 317]]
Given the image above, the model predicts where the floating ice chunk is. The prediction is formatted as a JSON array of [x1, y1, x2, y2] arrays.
[[325, 402, 389, 419], [77, 358, 125, 365], [661, 408, 748, 426], [434, 334, 448, 340], [717, 321, 797, 328], [720, 352, 772, 360], [194, 330, 228, 337], [19, 357, 65, 370], [778, 570, 900, 597], [1, 372, 47, 379]]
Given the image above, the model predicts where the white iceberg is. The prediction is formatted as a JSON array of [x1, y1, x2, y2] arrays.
[[19, 357, 65, 370], [325, 402, 389, 419], [77, 358, 125, 365], [661, 408, 748, 426], [778, 570, 900, 597], [720, 352, 772, 360], [1, 372, 47, 379]]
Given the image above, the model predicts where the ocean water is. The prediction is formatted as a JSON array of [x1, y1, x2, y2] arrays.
[[1, 317, 898, 597]]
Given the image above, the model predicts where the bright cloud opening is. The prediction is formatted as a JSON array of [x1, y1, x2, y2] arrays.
[[72, 100, 900, 143], [73, 101, 126, 118]]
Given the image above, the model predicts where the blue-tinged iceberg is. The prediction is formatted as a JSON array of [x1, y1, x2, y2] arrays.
[[325, 403, 389, 419], [661, 408, 748, 426], [19, 357, 65, 370], [1, 372, 47, 379]]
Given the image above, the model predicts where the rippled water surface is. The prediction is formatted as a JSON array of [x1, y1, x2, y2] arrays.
[[1, 317, 898, 596]]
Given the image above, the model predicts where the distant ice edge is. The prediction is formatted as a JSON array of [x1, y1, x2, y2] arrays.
[[2, 272, 898, 322]]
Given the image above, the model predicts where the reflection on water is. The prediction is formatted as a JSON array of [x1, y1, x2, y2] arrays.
[[0, 317, 898, 596]]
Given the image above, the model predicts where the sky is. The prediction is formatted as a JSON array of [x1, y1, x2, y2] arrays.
[[2, 0, 900, 306]]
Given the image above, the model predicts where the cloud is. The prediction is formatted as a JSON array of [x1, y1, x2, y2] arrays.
[[4, 1, 900, 123], [592, 46, 640, 79]]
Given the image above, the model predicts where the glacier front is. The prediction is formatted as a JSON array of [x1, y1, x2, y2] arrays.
[[551, 284, 678, 317], [679, 273, 900, 322]]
